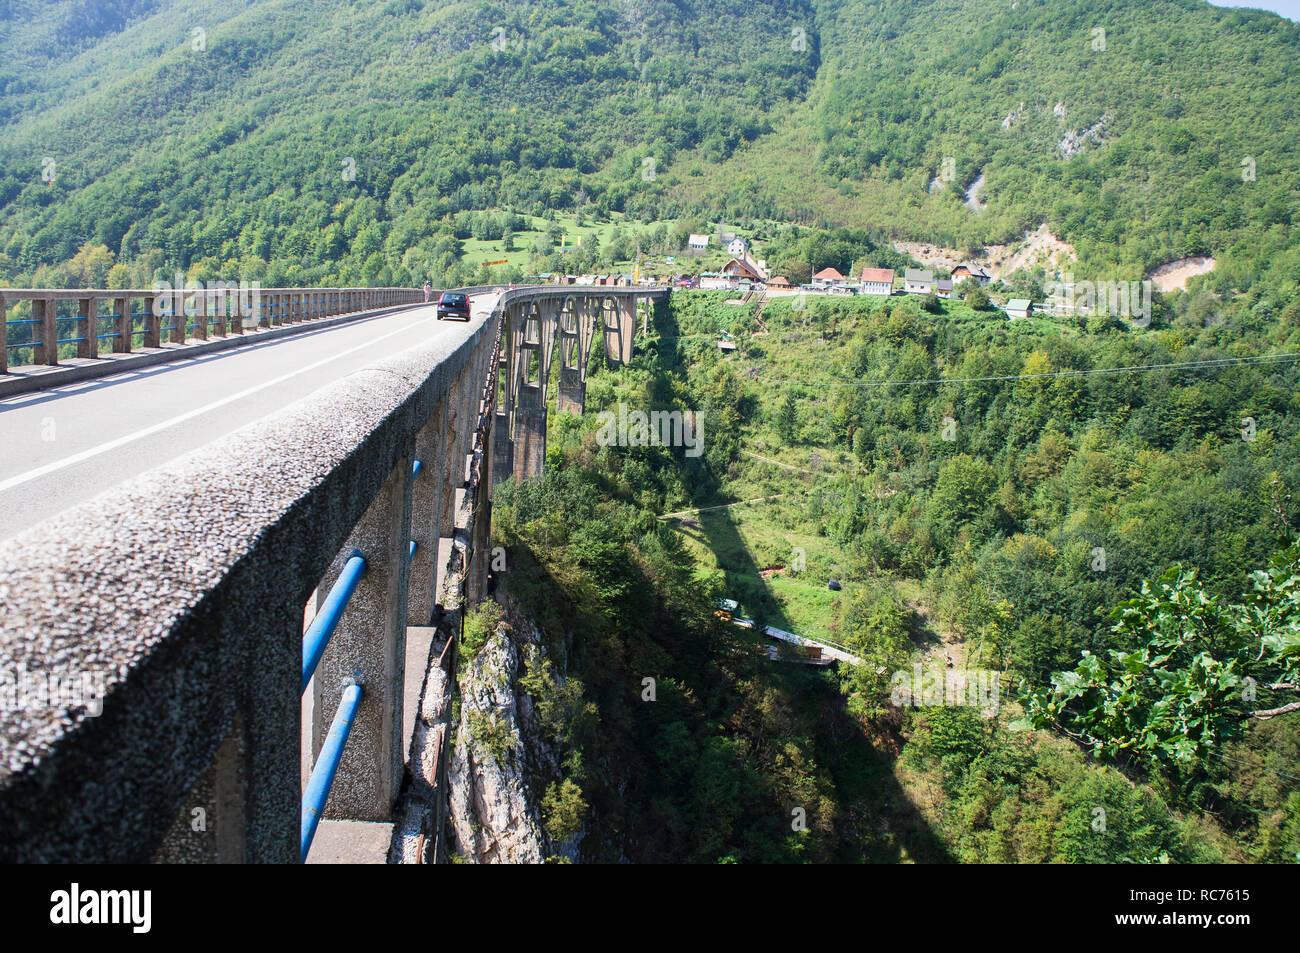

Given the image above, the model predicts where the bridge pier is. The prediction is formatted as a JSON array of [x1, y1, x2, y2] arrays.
[[312, 450, 414, 821], [603, 296, 635, 365], [514, 386, 547, 480]]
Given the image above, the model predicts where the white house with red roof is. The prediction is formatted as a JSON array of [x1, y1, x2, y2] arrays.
[[859, 267, 895, 296], [811, 267, 846, 289]]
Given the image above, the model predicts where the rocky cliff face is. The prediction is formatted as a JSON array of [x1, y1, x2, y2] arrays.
[[447, 595, 574, 863]]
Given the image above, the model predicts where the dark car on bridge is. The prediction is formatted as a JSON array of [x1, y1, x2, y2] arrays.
[[436, 291, 471, 321]]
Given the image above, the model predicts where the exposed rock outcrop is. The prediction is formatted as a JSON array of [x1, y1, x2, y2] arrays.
[[447, 595, 578, 863]]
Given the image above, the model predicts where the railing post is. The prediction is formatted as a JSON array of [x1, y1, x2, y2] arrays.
[[230, 286, 243, 335], [143, 295, 159, 348], [0, 295, 7, 374], [78, 297, 96, 359], [171, 288, 186, 344], [36, 297, 56, 365], [212, 288, 223, 336], [311, 451, 413, 821], [114, 296, 130, 353], [195, 288, 208, 340]]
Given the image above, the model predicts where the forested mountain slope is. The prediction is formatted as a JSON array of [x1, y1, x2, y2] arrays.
[[672, 0, 1300, 286], [0, 0, 815, 284], [1, 0, 1297, 301]]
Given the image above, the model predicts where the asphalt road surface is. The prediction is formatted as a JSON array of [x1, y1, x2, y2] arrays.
[[0, 294, 497, 542]]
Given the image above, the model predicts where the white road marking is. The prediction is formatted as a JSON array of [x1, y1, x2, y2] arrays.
[[0, 314, 441, 494]]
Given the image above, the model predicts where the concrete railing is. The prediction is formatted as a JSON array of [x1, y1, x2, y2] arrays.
[[0, 286, 422, 374], [0, 284, 663, 863]]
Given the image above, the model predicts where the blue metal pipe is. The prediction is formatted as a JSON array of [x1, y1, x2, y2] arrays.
[[300, 683, 362, 862], [412, 459, 423, 479], [301, 552, 366, 693], [409, 540, 417, 563]]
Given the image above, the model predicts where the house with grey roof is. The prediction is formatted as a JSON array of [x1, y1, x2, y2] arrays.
[[904, 269, 935, 294]]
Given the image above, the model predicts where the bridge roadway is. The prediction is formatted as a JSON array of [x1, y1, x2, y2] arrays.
[[0, 293, 499, 542]]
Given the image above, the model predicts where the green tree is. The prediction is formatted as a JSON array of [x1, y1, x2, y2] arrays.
[[775, 391, 798, 444], [1017, 542, 1300, 772]]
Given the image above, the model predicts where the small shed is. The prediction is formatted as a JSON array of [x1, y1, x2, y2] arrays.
[[1006, 299, 1033, 320]]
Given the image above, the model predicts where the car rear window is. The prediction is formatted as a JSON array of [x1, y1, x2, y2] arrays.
[[441, 293, 466, 305]]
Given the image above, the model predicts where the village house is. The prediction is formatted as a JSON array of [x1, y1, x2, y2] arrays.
[[936, 278, 955, 299], [952, 263, 992, 286], [727, 237, 748, 256], [722, 257, 765, 283], [812, 266, 846, 290], [766, 276, 792, 290], [904, 268, 935, 294], [687, 234, 710, 253], [1005, 298, 1034, 320], [859, 267, 895, 296]]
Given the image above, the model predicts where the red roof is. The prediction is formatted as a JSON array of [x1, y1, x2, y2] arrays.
[[813, 267, 844, 281], [860, 267, 895, 284]]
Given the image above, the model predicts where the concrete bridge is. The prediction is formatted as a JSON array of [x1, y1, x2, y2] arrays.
[[0, 282, 664, 863]]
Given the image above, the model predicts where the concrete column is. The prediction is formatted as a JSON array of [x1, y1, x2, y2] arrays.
[[439, 369, 465, 534], [78, 297, 96, 359], [312, 451, 413, 821], [514, 385, 546, 480], [459, 357, 478, 482], [408, 401, 447, 628], [557, 299, 586, 415], [491, 405, 512, 492], [617, 297, 634, 363], [37, 298, 56, 365]]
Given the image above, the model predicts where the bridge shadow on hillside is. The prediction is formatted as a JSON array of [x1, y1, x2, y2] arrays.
[[642, 297, 953, 864]]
